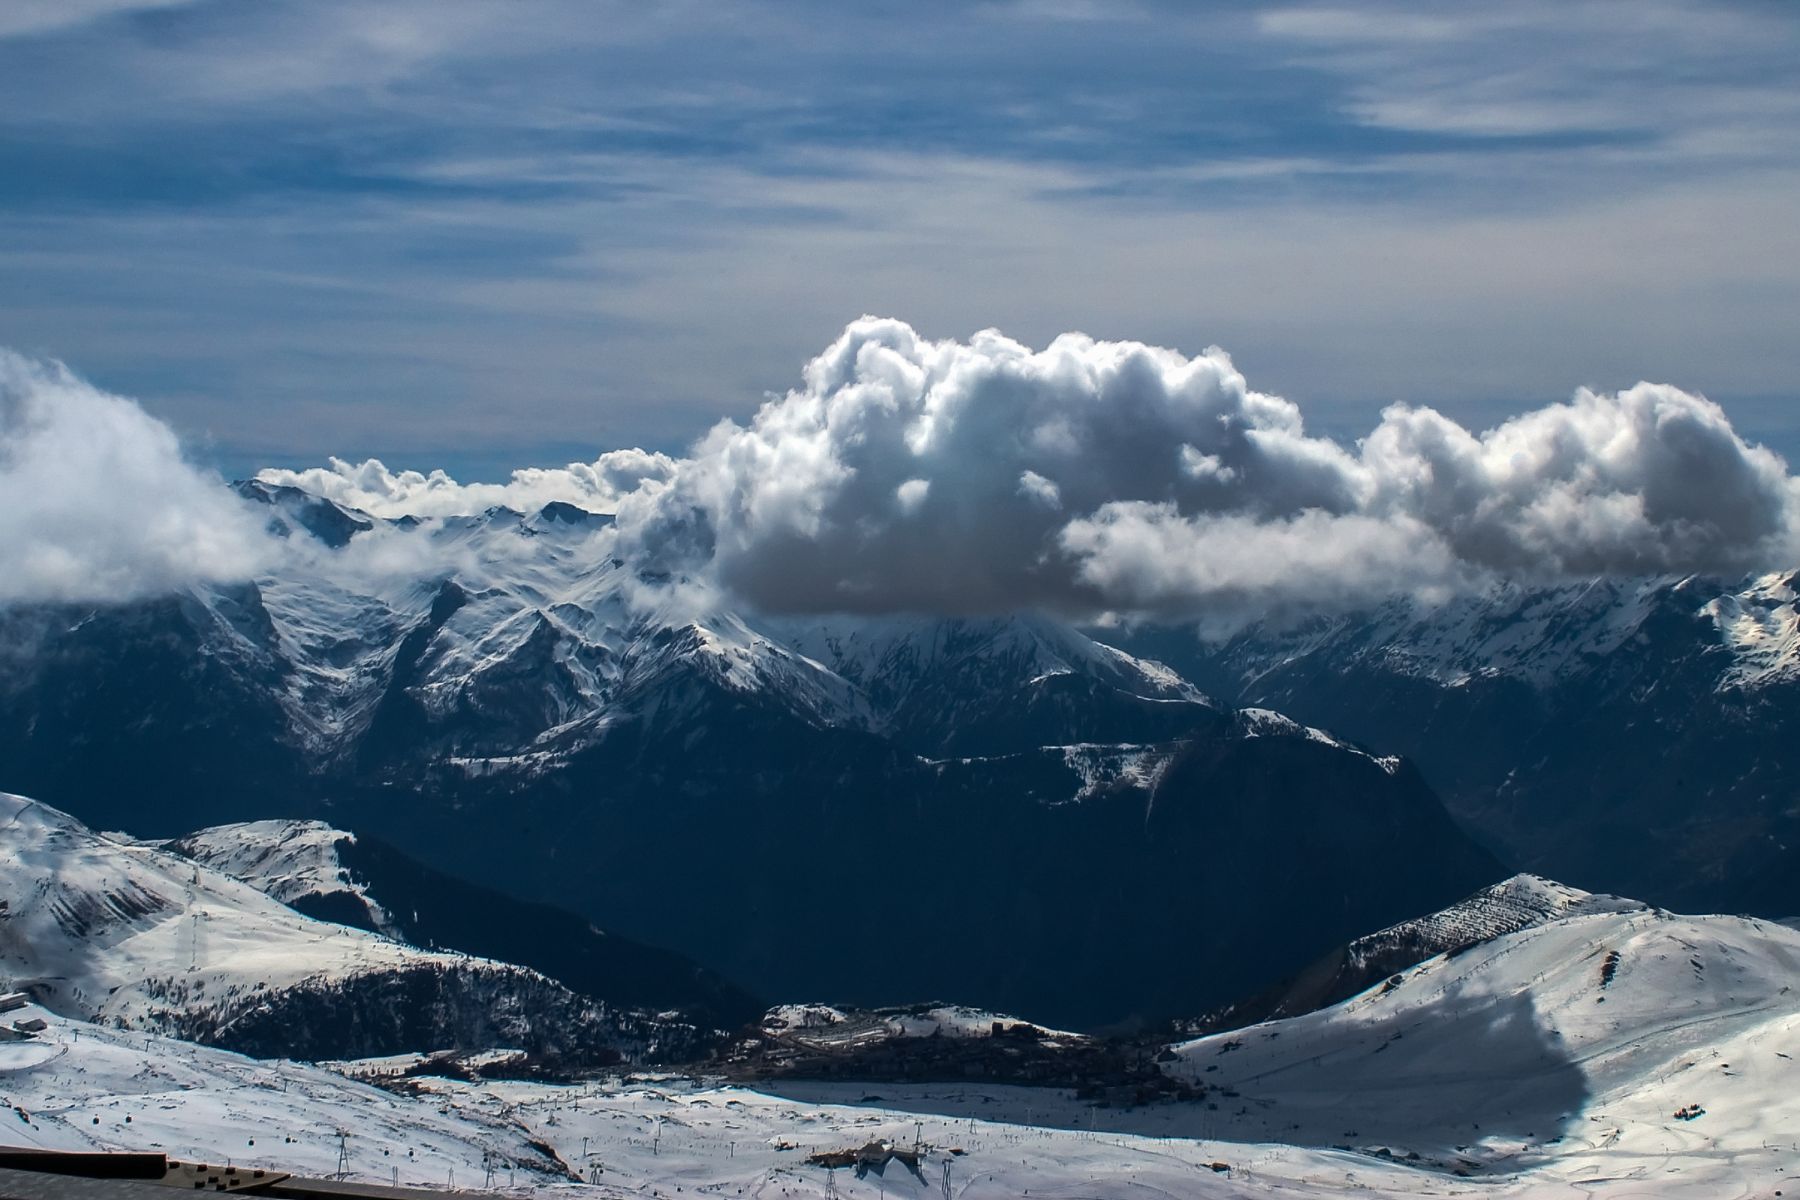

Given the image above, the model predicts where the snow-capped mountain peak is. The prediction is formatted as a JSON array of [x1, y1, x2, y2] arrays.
[[1700, 568, 1800, 689], [90, 487, 1222, 768]]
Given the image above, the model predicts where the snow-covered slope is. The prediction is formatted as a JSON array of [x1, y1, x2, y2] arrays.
[[0, 793, 419, 1028], [9, 882, 1797, 1197], [1701, 569, 1800, 688], [1199, 576, 1686, 692], [773, 612, 1210, 752], [0, 1004, 1422, 1199], [251, 504, 872, 764], [165, 819, 396, 933], [1167, 900, 1800, 1184], [1200, 875, 1646, 1031], [168, 817, 766, 1028], [1170, 570, 1800, 708], [0, 1004, 575, 1188], [1326, 875, 1635, 990], [0, 793, 693, 1064], [1236, 707, 1395, 768], [1343, 874, 1644, 963], [780, 612, 1200, 702]]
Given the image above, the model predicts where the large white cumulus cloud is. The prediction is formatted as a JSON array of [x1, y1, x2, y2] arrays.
[[618, 318, 1800, 623], [0, 351, 279, 604], [1359, 386, 1797, 577], [256, 450, 678, 519], [6, 324, 1797, 625]]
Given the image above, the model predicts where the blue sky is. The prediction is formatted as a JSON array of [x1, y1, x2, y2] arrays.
[[3, 0, 1798, 479]]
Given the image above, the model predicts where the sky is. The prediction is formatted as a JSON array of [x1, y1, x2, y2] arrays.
[[3, 0, 1798, 483]]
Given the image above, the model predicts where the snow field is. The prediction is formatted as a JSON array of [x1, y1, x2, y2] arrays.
[[0, 1007, 567, 1189]]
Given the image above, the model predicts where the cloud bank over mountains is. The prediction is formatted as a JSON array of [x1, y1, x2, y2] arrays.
[[623, 319, 1800, 623], [256, 451, 678, 520], [3, 321, 1796, 624], [0, 351, 277, 604]]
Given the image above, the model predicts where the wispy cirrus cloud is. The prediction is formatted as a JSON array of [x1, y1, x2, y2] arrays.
[[0, 0, 197, 40], [0, 2, 1796, 478], [1260, 1, 1800, 144]]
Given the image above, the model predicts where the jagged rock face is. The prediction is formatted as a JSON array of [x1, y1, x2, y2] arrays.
[[0, 494, 1505, 1029], [1137, 573, 1800, 916], [233, 479, 373, 548]]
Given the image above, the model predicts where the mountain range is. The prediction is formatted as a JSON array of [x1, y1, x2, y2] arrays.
[[1137, 573, 1800, 917], [0, 483, 1504, 1028], [16, 479, 1800, 1027]]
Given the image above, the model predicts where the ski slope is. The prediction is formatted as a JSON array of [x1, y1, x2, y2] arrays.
[[0, 1005, 1418, 1199], [0, 793, 656, 1061], [4, 805, 1797, 1198], [2, 908, 1797, 1200], [165, 819, 394, 932], [0, 1004, 571, 1188], [1169, 902, 1800, 1196], [0, 793, 436, 1026]]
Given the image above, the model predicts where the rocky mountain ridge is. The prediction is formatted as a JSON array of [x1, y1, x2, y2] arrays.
[[0, 488, 1505, 1028], [1142, 571, 1800, 916]]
